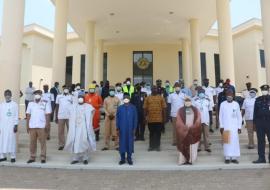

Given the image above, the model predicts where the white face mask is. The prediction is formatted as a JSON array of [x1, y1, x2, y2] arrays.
[[64, 89, 69, 94], [126, 81, 131, 85], [35, 94, 41, 100], [175, 87, 181, 92], [123, 98, 130, 104], [116, 86, 122, 92], [185, 101, 192, 107], [76, 86, 81, 90], [219, 83, 223, 87], [262, 90, 269, 96], [78, 98, 84, 104], [193, 81, 198, 86], [89, 89, 95, 93]]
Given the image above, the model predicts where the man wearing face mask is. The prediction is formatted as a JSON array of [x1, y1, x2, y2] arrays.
[[85, 84, 103, 141], [131, 84, 147, 141], [143, 83, 152, 96], [253, 85, 270, 164], [190, 79, 199, 98], [102, 87, 121, 151], [0, 90, 19, 163], [179, 79, 192, 98], [116, 93, 138, 165], [194, 88, 212, 152], [241, 88, 257, 149], [123, 78, 135, 97], [26, 90, 51, 164], [115, 83, 124, 104], [219, 90, 242, 164], [167, 82, 186, 146], [176, 97, 201, 165], [42, 85, 54, 140], [242, 82, 252, 99], [64, 95, 96, 165], [50, 82, 60, 121], [24, 81, 35, 113], [144, 86, 167, 151], [202, 78, 216, 133], [55, 85, 73, 150], [215, 80, 224, 96]]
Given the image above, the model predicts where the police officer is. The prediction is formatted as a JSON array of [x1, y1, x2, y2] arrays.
[[253, 85, 270, 164]]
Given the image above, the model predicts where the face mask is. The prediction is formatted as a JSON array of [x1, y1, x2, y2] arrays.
[[5, 96, 11, 102], [123, 98, 130, 104], [146, 85, 151, 90], [185, 101, 192, 107], [126, 81, 131, 85], [227, 96, 233, 102], [78, 98, 84, 104], [35, 94, 41, 100], [249, 92, 256, 98], [116, 87, 122, 92], [262, 90, 268, 96], [109, 91, 115, 97], [175, 87, 181, 92], [165, 83, 170, 87], [193, 81, 198, 86], [64, 89, 69, 94], [76, 86, 81, 90], [219, 83, 223, 87], [89, 89, 95, 93], [199, 93, 205, 99], [204, 82, 209, 87]]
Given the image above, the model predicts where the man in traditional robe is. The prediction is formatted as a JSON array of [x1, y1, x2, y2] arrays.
[[176, 97, 201, 165], [116, 93, 138, 165], [0, 90, 19, 163], [219, 90, 242, 164], [65, 95, 96, 165], [84, 84, 103, 141]]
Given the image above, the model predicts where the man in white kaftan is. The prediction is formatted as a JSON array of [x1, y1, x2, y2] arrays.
[[65, 95, 96, 165], [0, 90, 19, 163], [219, 90, 242, 164]]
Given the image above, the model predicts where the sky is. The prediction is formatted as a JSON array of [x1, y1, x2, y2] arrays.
[[0, 0, 262, 33]]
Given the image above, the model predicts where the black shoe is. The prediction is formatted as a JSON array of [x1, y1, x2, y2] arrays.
[[41, 160, 46, 164], [101, 147, 109, 151], [127, 160, 133, 165], [209, 129, 214, 133], [231, 160, 239, 164], [206, 149, 212, 153], [225, 160, 230, 164], [83, 160, 88, 165], [172, 143, 177, 146], [71, 160, 79, 165], [156, 147, 161, 152], [148, 148, 154, 152], [0, 158, 7, 162], [47, 136, 50, 141], [27, 159, 35, 164], [198, 148, 202, 152], [11, 158, 16, 163], [253, 159, 266, 164], [248, 146, 255, 149], [115, 147, 119, 151], [58, 146, 64, 151], [135, 138, 140, 141], [140, 137, 145, 141], [96, 136, 100, 142], [184, 162, 192, 165], [119, 160, 126, 165]]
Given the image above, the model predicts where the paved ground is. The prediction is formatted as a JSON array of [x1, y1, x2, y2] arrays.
[[0, 167, 269, 190]]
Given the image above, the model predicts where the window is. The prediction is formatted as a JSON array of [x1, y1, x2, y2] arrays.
[[200, 52, 207, 82], [65, 56, 73, 86], [103, 52, 108, 82], [80, 54, 85, 89], [214, 54, 221, 86], [260, 49, 266, 68], [133, 51, 153, 85], [178, 51, 183, 80]]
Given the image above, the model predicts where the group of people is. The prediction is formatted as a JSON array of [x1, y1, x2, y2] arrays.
[[0, 77, 270, 166]]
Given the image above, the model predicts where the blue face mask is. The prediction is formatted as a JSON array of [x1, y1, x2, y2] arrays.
[[109, 91, 115, 97], [199, 93, 205, 99]]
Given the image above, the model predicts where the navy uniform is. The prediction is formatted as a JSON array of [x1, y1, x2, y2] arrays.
[[253, 85, 270, 164]]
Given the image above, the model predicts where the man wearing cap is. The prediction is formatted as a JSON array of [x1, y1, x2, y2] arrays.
[[102, 86, 121, 150], [85, 84, 103, 141], [55, 85, 73, 150], [194, 88, 212, 152], [116, 93, 138, 165], [26, 90, 51, 164], [241, 88, 257, 149], [167, 82, 186, 146], [0, 90, 19, 163], [253, 85, 270, 164], [219, 90, 242, 164]]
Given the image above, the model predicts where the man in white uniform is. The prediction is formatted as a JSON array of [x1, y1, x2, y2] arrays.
[[241, 88, 257, 149], [42, 84, 53, 140], [168, 82, 186, 146], [0, 90, 19, 163], [65, 95, 96, 165], [115, 83, 124, 104], [26, 90, 51, 164], [194, 88, 212, 152], [55, 85, 73, 150], [219, 90, 242, 164]]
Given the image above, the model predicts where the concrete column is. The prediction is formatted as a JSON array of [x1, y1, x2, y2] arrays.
[[261, 0, 270, 84], [85, 21, 95, 87], [52, 0, 68, 86], [190, 19, 201, 82], [94, 39, 104, 82], [216, 0, 235, 83], [0, 0, 25, 103], [182, 39, 192, 86]]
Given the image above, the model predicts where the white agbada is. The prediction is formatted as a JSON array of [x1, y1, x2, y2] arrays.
[[65, 103, 96, 154], [0, 101, 19, 156], [219, 101, 242, 158]]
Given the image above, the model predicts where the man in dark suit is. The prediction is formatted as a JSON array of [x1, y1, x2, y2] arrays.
[[50, 82, 60, 121]]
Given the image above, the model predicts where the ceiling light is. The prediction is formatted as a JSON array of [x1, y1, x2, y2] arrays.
[[116, 31, 120, 34], [109, 13, 115, 16], [169, 11, 174, 15]]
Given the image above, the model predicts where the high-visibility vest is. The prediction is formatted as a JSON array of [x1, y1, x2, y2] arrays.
[[165, 86, 174, 94], [123, 85, 135, 96]]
